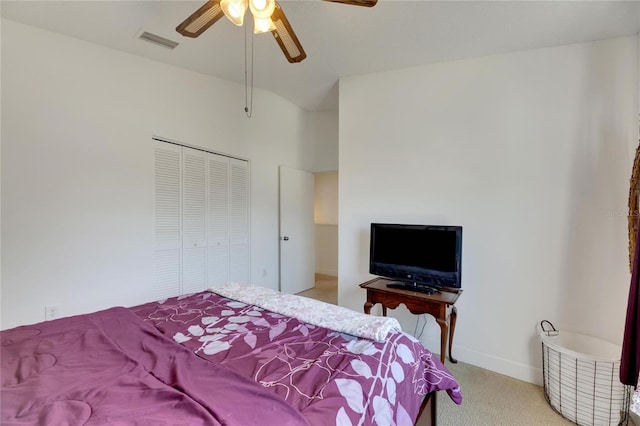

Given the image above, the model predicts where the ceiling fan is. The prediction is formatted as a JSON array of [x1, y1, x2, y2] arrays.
[[176, 0, 377, 63]]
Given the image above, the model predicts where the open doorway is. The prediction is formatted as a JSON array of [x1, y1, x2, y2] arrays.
[[297, 171, 338, 304]]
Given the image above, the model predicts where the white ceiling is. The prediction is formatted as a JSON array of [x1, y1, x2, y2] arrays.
[[2, 1, 639, 111]]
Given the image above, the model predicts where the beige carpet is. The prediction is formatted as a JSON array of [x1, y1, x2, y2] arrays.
[[433, 361, 574, 426]]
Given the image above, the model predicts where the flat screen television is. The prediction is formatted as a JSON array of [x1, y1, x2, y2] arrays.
[[369, 223, 462, 294]]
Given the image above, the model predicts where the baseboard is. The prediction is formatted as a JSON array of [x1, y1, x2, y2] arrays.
[[422, 336, 542, 385]]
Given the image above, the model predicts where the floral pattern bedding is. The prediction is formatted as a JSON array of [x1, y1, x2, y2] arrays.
[[131, 291, 462, 426], [209, 283, 402, 342]]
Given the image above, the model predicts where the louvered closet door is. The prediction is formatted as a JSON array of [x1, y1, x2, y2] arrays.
[[153, 142, 182, 299], [208, 154, 230, 286], [182, 147, 208, 294], [229, 158, 250, 283]]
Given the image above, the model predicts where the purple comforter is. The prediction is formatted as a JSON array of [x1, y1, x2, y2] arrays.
[[132, 292, 462, 425], [1, 307, 309, 425], [2, 291, 462, 426]]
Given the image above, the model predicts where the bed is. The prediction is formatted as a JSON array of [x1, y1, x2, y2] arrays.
[[1, 284, 462, 425]]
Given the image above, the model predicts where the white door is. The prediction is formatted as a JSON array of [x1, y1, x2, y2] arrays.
[[182, 147, 208, 294], [229, 159, 250, 283], [153, 142, 182, 299], [279, 166, 315, 294], [207, 155, 230, 286], [153, 140, 251, 297]]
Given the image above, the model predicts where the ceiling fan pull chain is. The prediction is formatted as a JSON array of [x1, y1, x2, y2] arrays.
[[244, 21, 254, 118]]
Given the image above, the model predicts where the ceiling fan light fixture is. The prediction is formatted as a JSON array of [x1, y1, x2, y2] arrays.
[[220, 0, 248, 26], [249, 0, 275, 19], [253, 16, 276, 34]]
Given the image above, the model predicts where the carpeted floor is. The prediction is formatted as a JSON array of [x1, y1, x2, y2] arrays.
[[432, 361, 574, 426]]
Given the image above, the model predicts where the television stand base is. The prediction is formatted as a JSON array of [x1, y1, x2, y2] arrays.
[[386, 282, 438, 295], [361, 277, 463, 364]]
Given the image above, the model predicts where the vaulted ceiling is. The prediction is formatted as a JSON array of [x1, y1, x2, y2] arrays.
[[2, 1, 639, 111]]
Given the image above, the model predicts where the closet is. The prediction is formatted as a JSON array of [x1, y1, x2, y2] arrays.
[[153, 140, 249, 299]]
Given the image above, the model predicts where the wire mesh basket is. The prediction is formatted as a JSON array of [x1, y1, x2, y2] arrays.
[[540, 321, 632, 426]]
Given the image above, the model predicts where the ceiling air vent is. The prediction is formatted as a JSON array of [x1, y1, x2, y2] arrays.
[[138, 31, 179, 50]]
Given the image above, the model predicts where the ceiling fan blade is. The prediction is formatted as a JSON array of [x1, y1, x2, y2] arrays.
[[176, 0, 225, 38], [322, 0, 377, 7], [270, 3, 307, 63]]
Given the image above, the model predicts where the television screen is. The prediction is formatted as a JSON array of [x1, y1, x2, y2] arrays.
[[369, 223, 462, 291]]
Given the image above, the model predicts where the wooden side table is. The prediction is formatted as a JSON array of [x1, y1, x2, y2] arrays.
[[359, 277, 462, 364]]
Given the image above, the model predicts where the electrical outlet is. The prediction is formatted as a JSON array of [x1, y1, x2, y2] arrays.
[[45, 305, 60, 321]]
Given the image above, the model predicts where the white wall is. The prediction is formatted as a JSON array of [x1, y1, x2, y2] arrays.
[[315, 225, 338, 277], [0, 19, 330, 329], [339, 36, 639, 384], [0, 12, 3, 318], [304, 109, 339, 172], [315, 171, 338, 277], [315, 171, 339, 225]]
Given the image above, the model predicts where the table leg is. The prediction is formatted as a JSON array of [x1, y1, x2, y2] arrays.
[[382, 305, 387, 317], [448, 306, 458, 363], [364, 302, 373, 314], [435, 318, 448, 364]]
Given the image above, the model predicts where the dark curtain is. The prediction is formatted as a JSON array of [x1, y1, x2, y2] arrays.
[[621, 212, 640, 386]]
